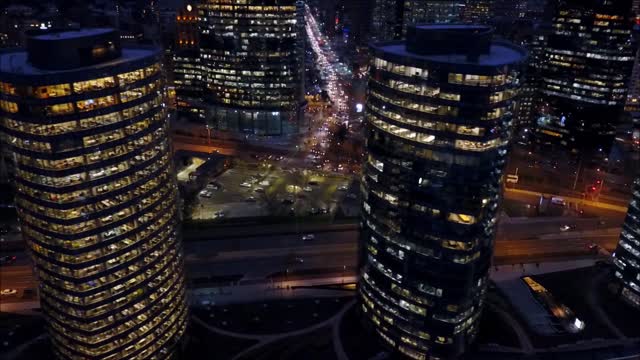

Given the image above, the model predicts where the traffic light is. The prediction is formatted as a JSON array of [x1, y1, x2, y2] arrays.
[[590, 186, 597, 192]]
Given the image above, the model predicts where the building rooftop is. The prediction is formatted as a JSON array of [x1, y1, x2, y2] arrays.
[[372, 24, 527, 67], [374, 42, 527, 66], [0, 48, 156, 77], [30, 28, 114, 41]]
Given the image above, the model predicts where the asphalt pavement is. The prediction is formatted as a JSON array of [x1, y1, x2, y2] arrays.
[[0, 215, 624, 311]]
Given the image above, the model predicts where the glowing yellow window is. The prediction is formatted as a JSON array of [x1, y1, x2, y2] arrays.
[[448, 213, 476, 225]]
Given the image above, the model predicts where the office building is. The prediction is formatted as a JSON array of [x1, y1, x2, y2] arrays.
[[370, 0, 405, 41], [370, 0, 465, 41], [627, 1, 640, 108], [360, 25, 526, 359], [313, 0, 374, 46], [515, 27, 550, 129], [403, 1, 465, 34], [0, 29, 187, 359], [342, 0, 374, 45], [612, 177, 640, 309], [198, 0, 306, 136], [613, 179, 640, 309], [491, 0, 520, 19], [534, 0, 635, 155], [462, 0, 493, 24], [308, 0, 340, 38], [174, 2, 205, 122]]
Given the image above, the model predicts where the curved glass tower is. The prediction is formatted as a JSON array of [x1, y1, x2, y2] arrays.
[[612, 177, 640, 309], [0, 29, 187, 359], [198, 0, 306, 136], [359, 25, 526, 359], [534, 0, 635, 155]]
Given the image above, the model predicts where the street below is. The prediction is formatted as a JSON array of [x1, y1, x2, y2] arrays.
[[1, 218, 622, 310]]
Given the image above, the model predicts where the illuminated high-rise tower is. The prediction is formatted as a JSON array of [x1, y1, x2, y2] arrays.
[[612, 177, 640, 309], [174, 2, 205, 122], [370, 0, 465, 41], [534, 0, 635, 155], [359, 25, 526, 359], [198, 0, 306, 136], [0, 28, 187, 359]]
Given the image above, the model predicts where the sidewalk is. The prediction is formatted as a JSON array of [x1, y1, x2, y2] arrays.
[[189, 275, 357, 307]]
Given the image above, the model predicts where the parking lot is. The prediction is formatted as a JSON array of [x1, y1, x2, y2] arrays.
[[187, 160, 360, 221]]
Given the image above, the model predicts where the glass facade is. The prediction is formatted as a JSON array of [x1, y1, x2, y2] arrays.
[[360, 25, 526, 359], [515, 30, 550, 128], [461, 0, 493, 24], [370, 0, 465, 42], [370, 0, 404, 41], [612, 178, 640, 309], [403, 1, 465, 35], [174, 4, 206, 123], [198, 0, 306, 136], [0, 30, 187, 360], [534, 0, 635, 154]]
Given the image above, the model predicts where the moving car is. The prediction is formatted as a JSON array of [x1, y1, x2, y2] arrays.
[[560, 225, 576, 232], [0, 255, 16, 266]]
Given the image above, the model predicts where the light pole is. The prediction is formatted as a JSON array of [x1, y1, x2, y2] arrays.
[[572, 156, 583, 191], [595, 178, 605, 202], [205, 125, 212, 146]]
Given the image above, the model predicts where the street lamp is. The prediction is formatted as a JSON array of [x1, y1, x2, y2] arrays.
[[205, 124, 212, 146]]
